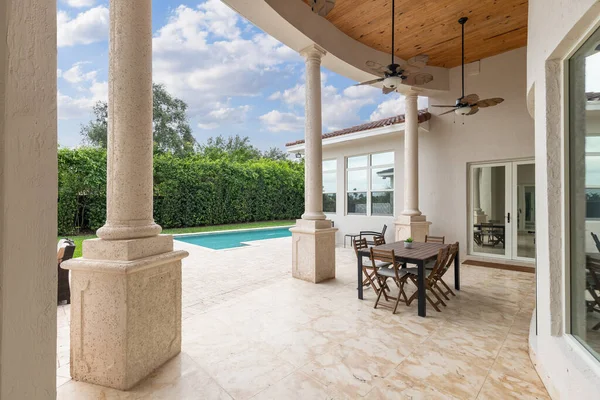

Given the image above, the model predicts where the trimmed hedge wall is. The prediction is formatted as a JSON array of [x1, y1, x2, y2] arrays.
[[58, 148, 304, 235]]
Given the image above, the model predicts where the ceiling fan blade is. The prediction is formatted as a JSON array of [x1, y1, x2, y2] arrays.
[[463, 93, 480, 104], [466, 105, 479, 115], [431, 105, 458, 107], [382, 86, 396, 94], [403, 73, 433, 86], [406, 54, 429, 69], [365, 60, 388, 77], [440, 108, 458, 116], [353, 78, 385, 87], [475, 98, 504, 108]]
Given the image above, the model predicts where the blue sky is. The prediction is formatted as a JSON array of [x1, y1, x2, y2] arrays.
[[57, 0, 414, 150]]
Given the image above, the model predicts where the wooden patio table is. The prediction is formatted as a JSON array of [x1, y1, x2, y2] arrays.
[[357, 241, 460, 317]]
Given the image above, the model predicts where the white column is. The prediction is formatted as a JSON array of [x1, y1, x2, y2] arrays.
[[301, 45, 326, 221], [63, 0, 188, 390], [395, 91, 431, 242], [0, 0, 57, 397], [402, 92, 422, 216], [96, 0, 161, 240], [290, 44, 337, 283]]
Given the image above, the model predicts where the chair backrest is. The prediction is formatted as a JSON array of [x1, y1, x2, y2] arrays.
[[353, 237, 369, 258], [425, 235, 445, 244], [436, 242, 459, 279], [428, 246, 451, 283], [57, 238, 76, 264], [373, 235, 386, 246], [381, 224, 388, 236], [592, 232, 600, 253]]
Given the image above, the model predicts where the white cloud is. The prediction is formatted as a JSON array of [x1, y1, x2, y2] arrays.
[[58, 6, 109, 47], [197, 103, 251, 129], [152, 2, 299, 119], [62, 0, 96, 8], [62, 62, 97, 84], [58, 80, 107, 120], [263, 81, 380, 133], [260, 110, 304, 132], [369, 95, 429, 121]]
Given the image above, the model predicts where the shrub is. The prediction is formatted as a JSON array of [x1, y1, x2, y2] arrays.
[[58, 148, 304, 235]]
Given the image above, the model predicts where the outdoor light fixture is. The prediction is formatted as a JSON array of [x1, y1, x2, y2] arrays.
[[383, 75, 403, 90], [455, 106, 472, 115]]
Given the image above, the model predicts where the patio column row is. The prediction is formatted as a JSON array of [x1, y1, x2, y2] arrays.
[[62, 0, 188, 390], [290, 44, 337, 284]]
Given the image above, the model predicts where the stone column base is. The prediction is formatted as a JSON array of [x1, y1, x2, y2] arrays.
[[62, 235, 188, 390], [394, 215, 432, 242], [290, 219, 337, 283], [474, 212, 487, 224]]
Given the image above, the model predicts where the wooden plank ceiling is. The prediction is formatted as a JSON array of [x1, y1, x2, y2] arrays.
[[303, 0, 528, 68]]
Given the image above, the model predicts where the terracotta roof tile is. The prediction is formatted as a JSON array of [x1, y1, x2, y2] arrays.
[[285, 109, 431, 147]]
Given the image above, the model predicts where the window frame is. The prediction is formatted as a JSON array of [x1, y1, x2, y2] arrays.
[[322, 159, 337, 214], [345, 151, 395, 216]]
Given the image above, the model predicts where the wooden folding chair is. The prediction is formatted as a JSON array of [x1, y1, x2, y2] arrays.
[[371, 248, 410, 314], [425, 235, 445, 244], [405, 246, 451, 312], [432, 242, 459, 300], [373, 235, 386, 246], [353, 238, 390, 293]]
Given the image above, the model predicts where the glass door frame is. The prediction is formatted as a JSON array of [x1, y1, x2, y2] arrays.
[[511, 160, 536, 262], [468, 161, 513, 260]]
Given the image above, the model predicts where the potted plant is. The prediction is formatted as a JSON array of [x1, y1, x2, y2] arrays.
[[404, 237, 414, 248]]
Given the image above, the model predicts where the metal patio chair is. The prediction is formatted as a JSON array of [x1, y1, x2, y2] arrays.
[[371, 248, 411, 314], [360, 224, 387, 245], [57, 238, 76, 304]]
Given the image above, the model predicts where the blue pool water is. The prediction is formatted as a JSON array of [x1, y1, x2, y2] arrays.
[[174, 226, 293, 250]]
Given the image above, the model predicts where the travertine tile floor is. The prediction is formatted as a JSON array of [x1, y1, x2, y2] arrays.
[[57, 237, 549, 399]]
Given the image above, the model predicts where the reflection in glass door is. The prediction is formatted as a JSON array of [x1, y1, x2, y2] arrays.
[[469, 160, 535, 261], [471, 164, 510, 259]]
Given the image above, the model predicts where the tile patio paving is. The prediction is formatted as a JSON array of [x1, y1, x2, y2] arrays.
[[56, 237, 549, 399]]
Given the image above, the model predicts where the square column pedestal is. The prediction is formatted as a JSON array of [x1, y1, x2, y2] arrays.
[[61, 235, 188, 390], [290, 219, 338, 283], [395, 215, 432, 243]]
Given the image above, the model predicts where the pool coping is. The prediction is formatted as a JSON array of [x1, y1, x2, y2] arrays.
[[171, 224, 295, 238]]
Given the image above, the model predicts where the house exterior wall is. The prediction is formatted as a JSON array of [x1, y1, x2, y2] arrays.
[[0, 0, 57, 398], [322, 47, 535, 256], [526, 1, 600, 398]]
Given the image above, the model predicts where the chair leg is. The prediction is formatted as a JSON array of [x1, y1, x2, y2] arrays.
[[439, 278, 456, 296], [434, 281, 450, 301], [426, 292, 442, 312], [428, 283, 446, 307], [374, 280, 385, 309]]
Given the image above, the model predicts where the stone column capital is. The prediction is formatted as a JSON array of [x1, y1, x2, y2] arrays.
[[404, 91, 419, 100], [300, 44, 327, 62]]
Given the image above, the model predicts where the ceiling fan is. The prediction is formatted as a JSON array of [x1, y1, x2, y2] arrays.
[[432, 17, 504, 116], [310, 0, 335, 17], [353, 0, 433, 94]]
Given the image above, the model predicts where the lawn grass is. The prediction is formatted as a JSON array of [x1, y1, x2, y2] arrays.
[[59, 220, 296, 258]]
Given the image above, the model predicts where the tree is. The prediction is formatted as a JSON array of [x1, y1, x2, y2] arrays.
[[262, 146, 289, 161], [81, 83, 196, 156], [199, 135, 262, 162]]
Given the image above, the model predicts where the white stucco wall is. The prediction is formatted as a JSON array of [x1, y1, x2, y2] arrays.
[[0, 0, 57, 398], [527, 1, 600, 398], [320, 48, 535, 258]]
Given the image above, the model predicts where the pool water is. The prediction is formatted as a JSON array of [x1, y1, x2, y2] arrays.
[[174, 226, 293, 250]]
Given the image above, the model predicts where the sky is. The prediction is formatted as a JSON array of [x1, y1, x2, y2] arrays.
[[56, 0, 419, 151]]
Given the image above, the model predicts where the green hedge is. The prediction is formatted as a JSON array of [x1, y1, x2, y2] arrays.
[[58, 148, 304, 235]]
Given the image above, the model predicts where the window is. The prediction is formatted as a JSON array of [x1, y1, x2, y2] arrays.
[[346, 152, 394, 216], [569, 25, 600, 360], [323, 159, 336, 213]]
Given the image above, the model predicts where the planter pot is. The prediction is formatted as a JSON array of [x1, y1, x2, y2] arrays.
[[404, 242, 413, 249]]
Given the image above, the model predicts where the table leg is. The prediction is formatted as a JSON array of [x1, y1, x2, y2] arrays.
[[418, 260, 426, 317], [455, 247, 460, 291], [358, 255, 363, 300]]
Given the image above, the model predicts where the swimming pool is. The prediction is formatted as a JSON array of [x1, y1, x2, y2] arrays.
[[174, 226, 293, 250]]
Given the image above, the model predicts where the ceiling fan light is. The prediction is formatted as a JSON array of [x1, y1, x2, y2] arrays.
[[383, 75, 403, 89], [455, 106, 471, 115]]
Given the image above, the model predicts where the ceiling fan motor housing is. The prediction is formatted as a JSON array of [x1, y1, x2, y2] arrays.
[[383, 75, 403, 89]]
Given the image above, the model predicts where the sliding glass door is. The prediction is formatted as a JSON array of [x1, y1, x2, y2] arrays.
[[469, 160, 535, 261]]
